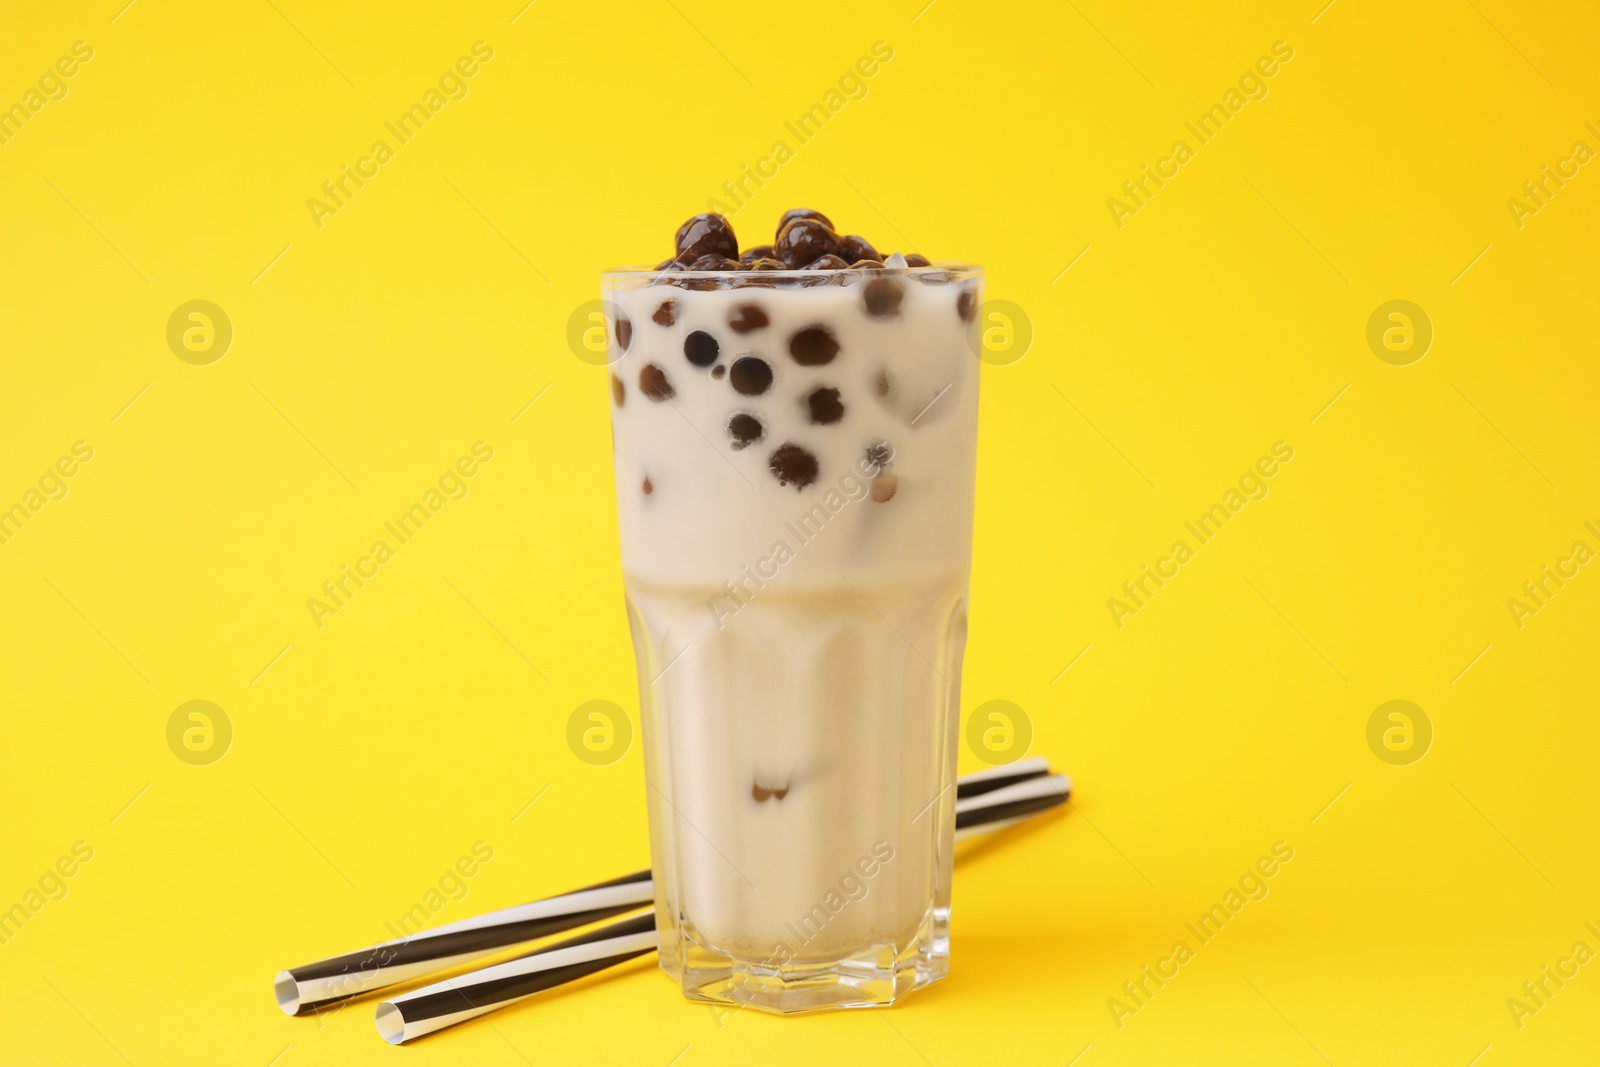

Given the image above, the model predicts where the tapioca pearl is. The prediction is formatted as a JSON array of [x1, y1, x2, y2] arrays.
[[639, 363, 675, 401], [749, 257, 785, 271], [865, 441, 894, 471], [957, 289, 976, 322], [777, 208, 834, 235], [805, 254, 850, 270], [615, 315, 633, 350], [730, 356, 773, 396], [684, 331, 719, 368], [643, 475, 654, 495], [806, 387, 845, 425], [611, 374, 625, 407], [688, 254, 740, 271], [751, 780, 791, 801], [838, 235, 879, 263], [728, 413, 764, 451], [903, 253, 931, 267], [729, 303, 769, 334], [839, 260, 882, 286], [870, 472, 898, 502], [740, 244, 777, 264], [875, 370, 892, 398], [669, 276, 719, 291], [776, 218, 840, 267], [711, 365, 726, 380], [862, 276, 904, 317], [675, 213, 738, 261], [768, 443, 819, 489], [653, 299, 676, 326], [790, 325, 840, 366]]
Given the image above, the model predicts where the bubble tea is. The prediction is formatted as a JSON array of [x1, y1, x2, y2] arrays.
[[603, 210, 981, 1013]]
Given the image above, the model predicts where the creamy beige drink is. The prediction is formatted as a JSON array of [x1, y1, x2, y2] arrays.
[[603, 209, 981, 1012]]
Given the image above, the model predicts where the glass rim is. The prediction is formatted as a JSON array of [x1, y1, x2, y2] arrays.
[[601, 261, 983, 280]]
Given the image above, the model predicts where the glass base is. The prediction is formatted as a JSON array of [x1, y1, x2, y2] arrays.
[[671, 907, 949, 1014]]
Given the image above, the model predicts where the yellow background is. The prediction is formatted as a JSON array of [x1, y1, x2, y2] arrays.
[[3, 0, 1597, 1063]]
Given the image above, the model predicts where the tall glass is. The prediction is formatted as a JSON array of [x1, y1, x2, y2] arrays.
[[602, 263, 982, 1013]]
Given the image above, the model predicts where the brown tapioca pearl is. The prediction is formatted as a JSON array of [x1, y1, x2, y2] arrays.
[[711, 365, 726, 379], [669, 276, 719, 291], [837, 235, 879, 263], [689, 254, 740, 271], [852, 259, 885, 270], [729, 356, 773, 396], [639, 363, 675, 401], [727, 413, 763, 451], [729, 303, 769, 334], [768, 443, 819, 489], [790, 325, 840, 366], [684, 330, 720, 368], [870, 472, 898, 502], [863, 276, 904, 317], [740, 244, 777, 264], [653, 299, 676, 326], [615, 315, 633, 350], [875, 370, 891, 397], [805, 254, 850, 270], [957, 289, 976, 321], [610, 374, 625, 407], [778, 208, 833, 235], [749, 257, 785, 271], [806, 387, 845, 425], [776, 218, 840, 267], [865, 441, 894, 470], [643, 475, 654, 495], [903, 253, 931, 268], [675, 213, 738, 261]]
